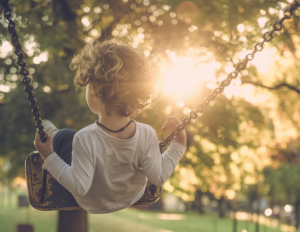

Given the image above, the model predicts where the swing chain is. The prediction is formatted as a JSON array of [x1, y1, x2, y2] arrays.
[[159, 0, 300, 149], [1, 0, 47, 142]]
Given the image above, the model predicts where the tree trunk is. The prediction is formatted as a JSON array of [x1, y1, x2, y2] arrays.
[[249, 199, 254, 223], [217, 196, 226, 218], [193, 190, 205, 214], [255, 208, 260, 232], [255, 197, 261, 232], [57, 209, 88, 232], [295, 198, 300, 229], [232, 210, 237, 232]]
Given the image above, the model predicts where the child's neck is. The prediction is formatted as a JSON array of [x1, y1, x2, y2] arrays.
[[98, 113, 131, 130], [97, 112, 136, 139]]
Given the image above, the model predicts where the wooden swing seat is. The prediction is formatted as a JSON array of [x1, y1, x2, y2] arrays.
[[25, 152, 162, 211]]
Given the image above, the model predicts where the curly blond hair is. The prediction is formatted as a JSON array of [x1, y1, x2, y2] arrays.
[[71, 40, 159, 116]]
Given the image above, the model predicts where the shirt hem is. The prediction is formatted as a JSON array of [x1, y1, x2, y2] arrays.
[[75, 182, 148, 214], [85, 207, 127, 214]]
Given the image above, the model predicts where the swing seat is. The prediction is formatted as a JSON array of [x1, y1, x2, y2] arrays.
[[25, 152, 81, 210], [25, 152, 162, 211]]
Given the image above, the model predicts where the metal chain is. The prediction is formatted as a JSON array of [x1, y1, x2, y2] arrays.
[[159, 1, 300, 149], [1, 0, 47, 142]]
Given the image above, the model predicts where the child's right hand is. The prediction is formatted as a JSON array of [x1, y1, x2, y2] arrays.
[[161, 116, 187, 147]]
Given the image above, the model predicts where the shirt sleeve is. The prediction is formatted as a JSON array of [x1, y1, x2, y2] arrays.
[[42, 135, 95, 197], [141, 131, 186, 186]]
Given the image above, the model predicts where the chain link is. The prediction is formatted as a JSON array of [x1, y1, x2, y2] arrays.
[[159, 0, 300, 150], [1, 0, 46, 142]]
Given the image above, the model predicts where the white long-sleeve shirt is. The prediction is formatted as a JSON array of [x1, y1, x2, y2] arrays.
[[42, 120, 186, 214]]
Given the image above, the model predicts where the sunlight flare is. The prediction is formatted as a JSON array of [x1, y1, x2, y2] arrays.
[[162, 65, 200, 97], [160, 46, 277, 103]]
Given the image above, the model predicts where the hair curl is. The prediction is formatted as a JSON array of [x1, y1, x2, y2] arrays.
[[71, 40, 159, 116]]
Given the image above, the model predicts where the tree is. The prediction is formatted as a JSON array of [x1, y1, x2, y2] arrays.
[[1, 0, 300, 229], [263, 143, 300, 229]]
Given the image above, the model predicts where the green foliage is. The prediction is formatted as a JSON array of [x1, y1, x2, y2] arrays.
[[264, 162, 300, 204]]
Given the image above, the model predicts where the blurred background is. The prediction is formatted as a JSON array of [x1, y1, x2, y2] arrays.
[[1, 0, 300, 231]]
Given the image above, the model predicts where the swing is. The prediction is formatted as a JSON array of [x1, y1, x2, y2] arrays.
[[1, 0, 299, 211]]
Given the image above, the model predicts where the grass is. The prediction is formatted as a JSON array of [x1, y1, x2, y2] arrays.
[[0, 206, 284, 232]]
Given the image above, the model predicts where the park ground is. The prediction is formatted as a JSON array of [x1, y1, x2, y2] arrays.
[[0, 207, 291, 232]]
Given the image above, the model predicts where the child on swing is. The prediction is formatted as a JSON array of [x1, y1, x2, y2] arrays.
[[34, 40, 186, 214]]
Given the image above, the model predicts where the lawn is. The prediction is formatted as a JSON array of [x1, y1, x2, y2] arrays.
[[0, 207, 284, 232]]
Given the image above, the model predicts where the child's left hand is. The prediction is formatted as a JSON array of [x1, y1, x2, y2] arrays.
[[34, 132, 54, 160]]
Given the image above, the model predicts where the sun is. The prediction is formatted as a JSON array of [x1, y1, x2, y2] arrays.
[[161, 52, 221, 99], [162, 65, 200, 97], [161, 53, 201, 98]]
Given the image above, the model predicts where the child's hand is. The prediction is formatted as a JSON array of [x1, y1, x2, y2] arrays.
[[34, 132, 54, 160], [161, 116, 187, 147]]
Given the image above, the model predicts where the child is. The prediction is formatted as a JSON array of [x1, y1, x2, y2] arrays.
[[34, 40, 186, 214]]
